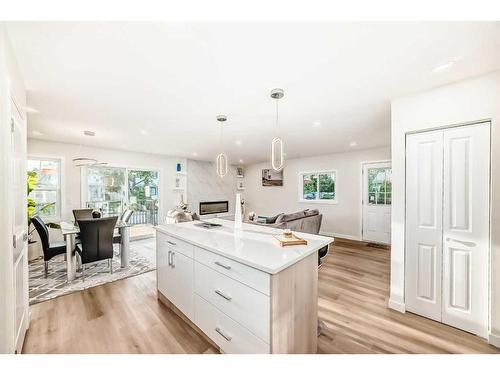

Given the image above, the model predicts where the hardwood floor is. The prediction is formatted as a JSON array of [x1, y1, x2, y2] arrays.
[[317, 239, 499, 354], [23, 239, 499, 354]]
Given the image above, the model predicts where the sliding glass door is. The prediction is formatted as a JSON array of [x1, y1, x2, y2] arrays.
[[84, 166, 160, 229]]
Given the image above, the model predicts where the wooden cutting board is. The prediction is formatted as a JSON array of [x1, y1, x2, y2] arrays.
[[273, 233, 308, 247]]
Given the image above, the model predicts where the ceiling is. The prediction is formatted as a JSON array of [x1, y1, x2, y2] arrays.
[[6, 22, 500, 164]]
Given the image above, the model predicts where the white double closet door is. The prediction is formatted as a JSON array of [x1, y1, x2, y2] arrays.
[[405, 122, 490, 338]]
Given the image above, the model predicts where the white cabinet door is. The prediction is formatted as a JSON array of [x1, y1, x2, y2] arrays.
[[362, 162, 392, 244], [406, 130, 444, 322], [442, 124, 489, 337], [170, 250, 194, 320], [156, 237, 172, 299]]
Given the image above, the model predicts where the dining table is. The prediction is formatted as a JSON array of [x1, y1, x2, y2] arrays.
[[60, 219, 131, 282]]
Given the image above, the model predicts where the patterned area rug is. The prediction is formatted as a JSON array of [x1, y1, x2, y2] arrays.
[[29, 238, 156, 305]]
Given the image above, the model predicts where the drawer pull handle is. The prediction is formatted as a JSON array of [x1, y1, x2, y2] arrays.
[[214, 261, 231, 270], [215, 327, 232, 341], [215, 289, 232, 301], [167, 240, 177, 246]]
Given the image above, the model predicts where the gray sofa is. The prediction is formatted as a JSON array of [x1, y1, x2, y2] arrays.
[[249, 209, 323, 235]]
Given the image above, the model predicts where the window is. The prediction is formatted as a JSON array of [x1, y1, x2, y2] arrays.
[[299, 171, 336, 203], [27, 158, 62, 220], [367, 167, 391, 205]]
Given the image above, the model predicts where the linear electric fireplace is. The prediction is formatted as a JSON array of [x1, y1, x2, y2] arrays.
[[199, 200, 229, 216]]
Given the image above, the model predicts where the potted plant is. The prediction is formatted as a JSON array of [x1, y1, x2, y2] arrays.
[[27, 171, 59, 260]]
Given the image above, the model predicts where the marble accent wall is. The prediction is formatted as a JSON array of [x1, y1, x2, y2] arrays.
[[186, 160, 241, 217]]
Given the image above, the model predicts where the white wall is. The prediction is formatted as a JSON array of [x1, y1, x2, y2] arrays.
[[390, 71, 500, 345], [244, 146, 391, 239], [28, 139, 187, 223], [186, 159, 239, 217]]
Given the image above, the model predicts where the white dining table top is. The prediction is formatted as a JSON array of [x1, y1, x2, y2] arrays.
[[60, 219, 129, 236]]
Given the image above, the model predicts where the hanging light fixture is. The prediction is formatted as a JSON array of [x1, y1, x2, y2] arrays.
[[270, 88, 285, 171], [72, 131, 107, 167], [216, 115, 228, 178]]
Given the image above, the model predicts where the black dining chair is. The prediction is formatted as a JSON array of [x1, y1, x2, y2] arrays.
[[72, 208, 94, 222], [113, 209, 133, 255], [31, 216, 68, 277], [76, 216, 118, 277]]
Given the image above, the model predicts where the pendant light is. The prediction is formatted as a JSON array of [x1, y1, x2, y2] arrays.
[[216, 115, 228, 178], [270, 88, 285, 171], [72, 130, 107, 167]]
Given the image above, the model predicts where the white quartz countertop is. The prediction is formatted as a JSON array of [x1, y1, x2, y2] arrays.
[[155, 219, 334, 274]]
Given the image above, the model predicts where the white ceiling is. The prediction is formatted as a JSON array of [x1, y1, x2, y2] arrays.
[[6, 22, 500, 164]]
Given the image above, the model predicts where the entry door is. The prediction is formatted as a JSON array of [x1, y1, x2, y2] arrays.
[[362, 162, 392, 244], [405, 123, 490, 338], [441, 124, 490, 338]]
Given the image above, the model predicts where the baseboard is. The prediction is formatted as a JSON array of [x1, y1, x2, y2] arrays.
[[388, 298, 406, 313], [14, 307, 30, 354], [320, 231, 361, 242], [489, 333, 500, 348]]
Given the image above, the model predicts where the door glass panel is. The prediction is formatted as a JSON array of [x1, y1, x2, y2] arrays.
[[86, 166, 127, 216], [128, 169, 160, 226], [367, 167, 392, 205]]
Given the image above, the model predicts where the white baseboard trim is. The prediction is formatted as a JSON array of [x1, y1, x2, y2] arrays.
[[388, 298, 406, 313], [320, 231, 361, 241], [489, 333, 500, 348]]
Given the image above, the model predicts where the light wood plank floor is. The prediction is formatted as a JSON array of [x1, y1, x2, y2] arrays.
[[23, 239, 499, 354]]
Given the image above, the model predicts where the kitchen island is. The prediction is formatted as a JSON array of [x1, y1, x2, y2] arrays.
[[155, 218, 333, 354]]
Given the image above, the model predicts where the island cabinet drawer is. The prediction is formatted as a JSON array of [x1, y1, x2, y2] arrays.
[[194, 294, 269, 354], [194, 261, 270, 343], [194, 246, 270, 295], [157, 232, 193, 258]]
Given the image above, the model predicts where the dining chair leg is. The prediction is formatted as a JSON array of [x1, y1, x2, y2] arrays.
[[109, 258, 113, 274], [82, 264, 85, 281], [44, 261, 48, 277]]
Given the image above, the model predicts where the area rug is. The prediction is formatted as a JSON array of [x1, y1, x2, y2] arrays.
[[28, 238, 156, 305]]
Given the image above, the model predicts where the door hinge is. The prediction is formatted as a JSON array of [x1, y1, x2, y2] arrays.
[[10, 118, 15, 133], [12, 234, 17, 248]]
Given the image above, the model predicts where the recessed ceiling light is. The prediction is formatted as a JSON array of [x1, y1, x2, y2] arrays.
[[349, 141, 357, 147], [312, 121, 321, 128], [192, 152, 198, 157], [432, 59, 458, 74], [235, 140, 242, 146], [32, 130, 43, 136], [140, 129, 149, 135], [83, 130, 95, 137], [239, 159, 244, 164]]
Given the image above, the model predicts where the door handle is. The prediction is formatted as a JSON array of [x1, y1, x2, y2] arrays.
[[171, 252, 175, 268], [446, 238, 476, 247], [168, 250, 172, 266], [214, 289, 232, 301]]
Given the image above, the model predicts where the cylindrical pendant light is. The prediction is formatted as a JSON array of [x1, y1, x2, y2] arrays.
[[216, 115, 228, 178], [270, 88, 285, 171]]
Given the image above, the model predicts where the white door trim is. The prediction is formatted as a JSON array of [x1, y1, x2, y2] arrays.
[[361, 160, 392, 244]]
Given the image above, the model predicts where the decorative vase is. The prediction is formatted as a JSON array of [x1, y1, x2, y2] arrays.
[[234, 193, 243, 229], [176, 163, 182, 172]]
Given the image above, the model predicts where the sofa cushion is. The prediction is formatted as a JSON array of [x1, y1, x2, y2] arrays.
[[276, 209, 319, 223], [256, 213, 283, 224]]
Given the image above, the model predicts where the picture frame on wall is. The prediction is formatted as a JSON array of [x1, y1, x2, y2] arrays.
[[262, 168, 283, 186]]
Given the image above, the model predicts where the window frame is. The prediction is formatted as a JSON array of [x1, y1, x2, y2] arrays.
[[27, 155, 64, 222], [366, 166, 392, 206], [298, 170, 338, 204]]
